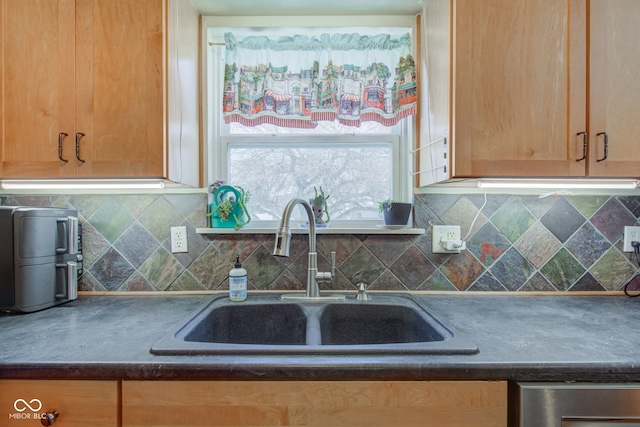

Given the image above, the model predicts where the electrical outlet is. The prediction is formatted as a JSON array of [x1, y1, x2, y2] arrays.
[[432, 225, 463, 254], [623, 226, 640, 252], [170, 226, 188, 253]]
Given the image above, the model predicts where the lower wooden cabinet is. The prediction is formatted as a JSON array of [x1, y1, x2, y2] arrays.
[[0, 379, 119, 426], [122, 380, 507, 427]]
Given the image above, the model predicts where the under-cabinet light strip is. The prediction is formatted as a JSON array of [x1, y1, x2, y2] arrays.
[[0, 179, 165, 190], [477, 179, 639, 189]]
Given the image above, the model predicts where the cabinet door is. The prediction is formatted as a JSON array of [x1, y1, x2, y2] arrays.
[[75, 0, 164, 178], [123, 380, 507, 427], [0, 379, 118, 426], [0, 0, 77, 178], [452, 0, 587, 177], [588, 0, 640, 177]]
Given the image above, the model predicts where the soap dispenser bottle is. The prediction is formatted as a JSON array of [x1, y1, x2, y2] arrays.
[[229, 255, 247, 302]]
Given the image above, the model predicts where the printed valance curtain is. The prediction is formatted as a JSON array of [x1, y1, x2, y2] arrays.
[[222, 32, 416, 128]]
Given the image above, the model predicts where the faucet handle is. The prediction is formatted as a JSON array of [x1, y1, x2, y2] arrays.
[[330, 251, 336, 281], [316, 251, 337, 285]]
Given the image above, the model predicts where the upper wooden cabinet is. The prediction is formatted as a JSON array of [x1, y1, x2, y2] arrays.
[[0, 0, 164, 178], [588, 0, 640, 177], [419, 0, 640, 182]]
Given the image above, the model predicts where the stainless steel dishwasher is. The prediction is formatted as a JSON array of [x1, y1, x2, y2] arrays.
[[509, 382, 640, 426]]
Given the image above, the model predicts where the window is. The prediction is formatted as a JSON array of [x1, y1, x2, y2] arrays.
[[205, 21, 415, 226]]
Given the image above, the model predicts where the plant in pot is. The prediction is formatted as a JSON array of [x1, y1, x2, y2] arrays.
[[207, 183, 251, 231], [378, 199, 412, 226]]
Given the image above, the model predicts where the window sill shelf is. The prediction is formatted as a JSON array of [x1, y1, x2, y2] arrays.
[[196, 226, 425, 235]]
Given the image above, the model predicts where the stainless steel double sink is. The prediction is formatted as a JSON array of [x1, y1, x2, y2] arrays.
[[150, 294, 478, 356]]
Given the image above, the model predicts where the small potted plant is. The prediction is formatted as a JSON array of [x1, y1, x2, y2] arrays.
[[378, 199, 412, 226], [309, 186, 330, 225], [207, 183, 251, 231]]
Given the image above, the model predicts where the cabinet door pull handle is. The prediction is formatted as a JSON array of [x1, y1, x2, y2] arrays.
[[576, 131, 588, 162], [75, 132, 86, 164], [58, 133, 69, 163], [40, 410, 59, 426], [596, 132, 609, 162]]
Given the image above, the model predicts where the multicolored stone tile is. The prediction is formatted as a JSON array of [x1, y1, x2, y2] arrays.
[[590, 198, 636, 243], [419, 270, 457, 291], [618, 196, 640, 218], [569, 273, 605, 292], [242, 245, 286, 290], [489, 248, 534, 291], [114, 222, 159, 268], [467, 222, 510, 266], [491, 198, 536, 243], [442, 196, 488, 238], [340, 246, 386, 286], [468, 272, 507, 292], [90, 247, 136, 291], [89, 198, 135, 243], [520, 272, 557, 291], [515, 221, 561, 269], [7, 192, 640, 293], [567, 195, 608, 219], [138, 247, 184, 291], [540, 198, 585, 243], [363, 235, 413, 266], [137, 197, 184, 243], [441, 251, 485, 291], [389, 246, 436, 290], [540, 248, 586, 291], [590, 248, 637, 291], [565, 222, 611, 268]]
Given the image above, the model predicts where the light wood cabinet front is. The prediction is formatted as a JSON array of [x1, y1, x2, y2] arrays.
[[452, 0, 586, 178], [588, 0, 640, 177], [0, 379, 119, 427], [122, 380, 507, 427], [419, 0, 640, 182], [0, 0, 164, 178]]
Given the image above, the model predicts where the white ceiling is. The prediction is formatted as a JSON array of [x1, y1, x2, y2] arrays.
[[189, 0, 423, 16]]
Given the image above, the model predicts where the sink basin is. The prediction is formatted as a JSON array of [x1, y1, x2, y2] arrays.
[[319, 303, 446, 345], [184, 303, 307, 345], [150, 294, 478, 356]]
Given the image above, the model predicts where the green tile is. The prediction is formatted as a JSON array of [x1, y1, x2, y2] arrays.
[[590, 248, 637, 291], [88, 198, 134, 243], [70, 195, 108, 219], [168, 271, 206, 291], [567, 195, 609, 219], [137, 197, 184, 242], [139, 247, 184, 291], [491, 199, 535, 243], [116, 194, 156, 217], [540, 248, 585, 291]]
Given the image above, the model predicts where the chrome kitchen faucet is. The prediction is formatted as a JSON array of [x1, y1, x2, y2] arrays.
[[273, 198, 344, 300]]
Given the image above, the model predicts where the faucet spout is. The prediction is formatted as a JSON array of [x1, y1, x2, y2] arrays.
[[273, 198, 343, 300]]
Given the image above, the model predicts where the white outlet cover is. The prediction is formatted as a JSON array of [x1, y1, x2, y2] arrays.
[[623, 226, 640, 252], [170, 226, 188, 253], [432, 225, 462, 254]]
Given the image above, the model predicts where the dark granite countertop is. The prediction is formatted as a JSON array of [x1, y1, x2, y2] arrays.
[[1, 293, 640, 382]]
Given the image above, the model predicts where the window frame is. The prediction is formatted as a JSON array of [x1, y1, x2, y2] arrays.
[[202, 17, 416, 229]]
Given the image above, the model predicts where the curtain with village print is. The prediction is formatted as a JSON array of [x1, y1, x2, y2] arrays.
[[222, 32, 416, 128]]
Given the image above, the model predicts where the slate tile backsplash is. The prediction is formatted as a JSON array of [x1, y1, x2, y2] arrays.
[[3, 192, 640, 293]]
